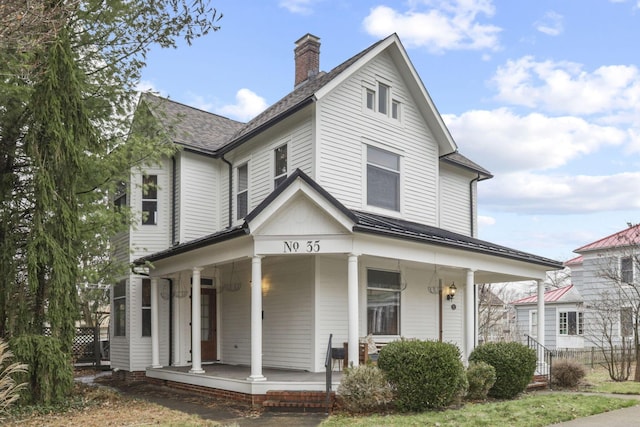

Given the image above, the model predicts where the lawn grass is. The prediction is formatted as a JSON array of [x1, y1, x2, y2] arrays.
[[580, 366, 640, 394], [322, 393, 637, 427]]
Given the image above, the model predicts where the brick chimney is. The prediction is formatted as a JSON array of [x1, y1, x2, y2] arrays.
[[294, 33, 320, 87]]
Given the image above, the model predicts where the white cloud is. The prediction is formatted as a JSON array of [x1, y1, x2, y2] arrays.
[[362, 0, 501, 53], [135, 80, 165, 96], [534, 11, 564, 36], [478, 215, 496, 226], [185, 93, 214, 112], [279, 0, 316, 15], [215, 89, 269, 122], [480, 171, 640, 214], [491, 56, 640, 116], [443, 108, 626, 173]]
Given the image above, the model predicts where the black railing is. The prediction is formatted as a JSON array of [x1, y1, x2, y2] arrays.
[[324, 334, 333, 414], [526, 334, 553, 387]]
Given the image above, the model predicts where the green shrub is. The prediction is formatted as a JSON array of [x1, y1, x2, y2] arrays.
[[465, 361, 496, 401], [377, 339, 466, 411], [10, 335, 73, 404], [469, 342, 536, 399], [337, 364, 393, 414], [551, 359, 586, 388]]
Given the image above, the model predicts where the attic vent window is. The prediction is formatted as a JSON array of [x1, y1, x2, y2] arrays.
[[364, 81, 401, 121]]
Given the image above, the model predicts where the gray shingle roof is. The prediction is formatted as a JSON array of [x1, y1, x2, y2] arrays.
[[141, 93, 244, 153], [440, 152, 493, 179]]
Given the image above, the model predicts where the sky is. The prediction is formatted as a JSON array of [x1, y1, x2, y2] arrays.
[[139, 0, 640, 263]]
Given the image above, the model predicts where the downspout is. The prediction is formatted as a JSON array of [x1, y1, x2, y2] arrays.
[[469, 174, 481, 237], [221, 155, 233, 228], [167, 278, 173, 367]]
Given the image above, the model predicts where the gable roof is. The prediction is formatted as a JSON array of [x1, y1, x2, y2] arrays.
[[136, 169, 562, 269], [440, 152, 493, 179], [141, 33, 466, 162], [511, 285, 580, 305], [574, 224, 640, 253]]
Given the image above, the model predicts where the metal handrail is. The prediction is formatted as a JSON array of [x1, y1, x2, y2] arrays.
[[324, 334, 333, 414], [525, 334, 553, 387]]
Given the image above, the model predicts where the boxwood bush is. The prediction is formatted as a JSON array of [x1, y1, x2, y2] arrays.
[[377, 339, 466, 411], [468, 342, 536, 399], [465, 361, 496, 401], [337, 364, 393, 413]]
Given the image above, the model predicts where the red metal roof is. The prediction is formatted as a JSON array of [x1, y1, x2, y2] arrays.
[[575, 224, 640, 253], [564, 255, 583, 267], [511, 285, 574, 304]]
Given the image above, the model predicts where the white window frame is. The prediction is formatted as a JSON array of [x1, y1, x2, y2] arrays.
[[362, 80, 401, 121], [141, 174, 158, 225], [621, 256, 634, 284], [558, 310, 583, 336], [141, 279, 151, 337], [365, 144, 401, 212], [274, 144, 288, 188], [529, 310, 537, 338], [113, 281, 126, 337], [366, 268, 401, 336], [236, 163, 249, 220]]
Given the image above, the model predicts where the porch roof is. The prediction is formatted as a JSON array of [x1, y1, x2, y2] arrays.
[[134, 169, 562, 270]]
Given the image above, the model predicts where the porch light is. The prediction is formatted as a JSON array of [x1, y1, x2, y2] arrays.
[[446, 283, 457, 301]]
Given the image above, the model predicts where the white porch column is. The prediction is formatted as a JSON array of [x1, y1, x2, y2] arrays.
[[248, 256, 266, 381], [465, 269, 476, 361], [537, 279, 545, 345], [347, 253, 359, 367], [190, 267, 204, 374], [150, 277, 161, 368]]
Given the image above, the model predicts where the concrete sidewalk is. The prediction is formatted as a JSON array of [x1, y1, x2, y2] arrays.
[[547, 392, 640, 427]]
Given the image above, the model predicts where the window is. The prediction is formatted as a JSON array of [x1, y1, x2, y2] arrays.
[[113, 281, 126, 337], [621, 257, 633, 284], [114, 181, 127, 211], [530, 310, 537, 337], [141, 279, 151, 337], [391, 99, 400, 119], [378, 83, 389, 115], [559, 311, 583, 335], [366, 88, 375, 110], [237, 164, 248, 220], [367, 145, 400, 211], [621, 307, 633, 337], [367, 269, 400, 335], [274, 145, 287, 188], [142, 175, 157, 225]]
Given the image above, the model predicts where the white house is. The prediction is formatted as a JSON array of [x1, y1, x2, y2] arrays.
[[110, 33, 562, 402], [512, 285, 585, 350], [564, 224, 640, 350]]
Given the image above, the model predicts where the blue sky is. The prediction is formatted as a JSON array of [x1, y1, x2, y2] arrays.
[[140, 0, 640, 263]]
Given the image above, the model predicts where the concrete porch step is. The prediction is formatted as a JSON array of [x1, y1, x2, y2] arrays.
[[527, 374, 549, 391], [262, 390, 334, 413]]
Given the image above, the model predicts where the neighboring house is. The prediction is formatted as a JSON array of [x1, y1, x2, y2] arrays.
[[512, 285, 584, 350], [565, 224, 640, 349], [478, 285, 515, 344], [110, 33, 562, 399]]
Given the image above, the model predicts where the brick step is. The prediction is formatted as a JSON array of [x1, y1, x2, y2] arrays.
[[263, 390, 334, 413]]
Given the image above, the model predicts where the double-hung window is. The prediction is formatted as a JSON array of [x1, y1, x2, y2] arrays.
[[530, 310, 537, 338], [142, 175, 157, 225], [367, 145, 400, 211], [113, 281, 126, 337], [559, 311, 583, 335], [621, 257, 633, 284], [621, 307, 633, 337], [274, 145, 288, 188], [141, 279, 151, 337], [237, 164, 248, 220], [367, 269, 401, 336]]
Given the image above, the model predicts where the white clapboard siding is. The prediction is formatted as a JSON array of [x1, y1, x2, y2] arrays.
[[439, 163, 472, 236], [178, 152, 220, 242], [172, 155, 181, 245], [442, 286, 464, 347], [130, 160, 172, 259], [401, 267, 439, 340], [316, 52, 438, 225], [220, 262, 252, 366]]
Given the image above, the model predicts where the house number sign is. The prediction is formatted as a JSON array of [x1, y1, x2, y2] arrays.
[[283, 240, 321, 253]]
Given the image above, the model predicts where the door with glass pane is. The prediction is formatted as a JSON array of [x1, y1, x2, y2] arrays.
[[200, 288, 217, 361]]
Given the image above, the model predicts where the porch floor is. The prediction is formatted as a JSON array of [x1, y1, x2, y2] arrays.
[[146, 363, 344, 395]]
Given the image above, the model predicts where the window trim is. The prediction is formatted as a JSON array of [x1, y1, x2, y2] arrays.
[[141, 279, 151, 337], [142, 174, 158, 225], [621, 256, 634, 284], [274, 144, 288, 188], [558, 310, 583, 336], [236, 163, 249, 220], [113, 281, 126, 337], [365, 144, 402, 213], [366, 268, 401, 336], [529, 310, 538, 338], [362, 80, 401, 122]]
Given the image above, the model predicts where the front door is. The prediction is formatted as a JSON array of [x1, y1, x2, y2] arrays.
[[200, 288, 217, 361]]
